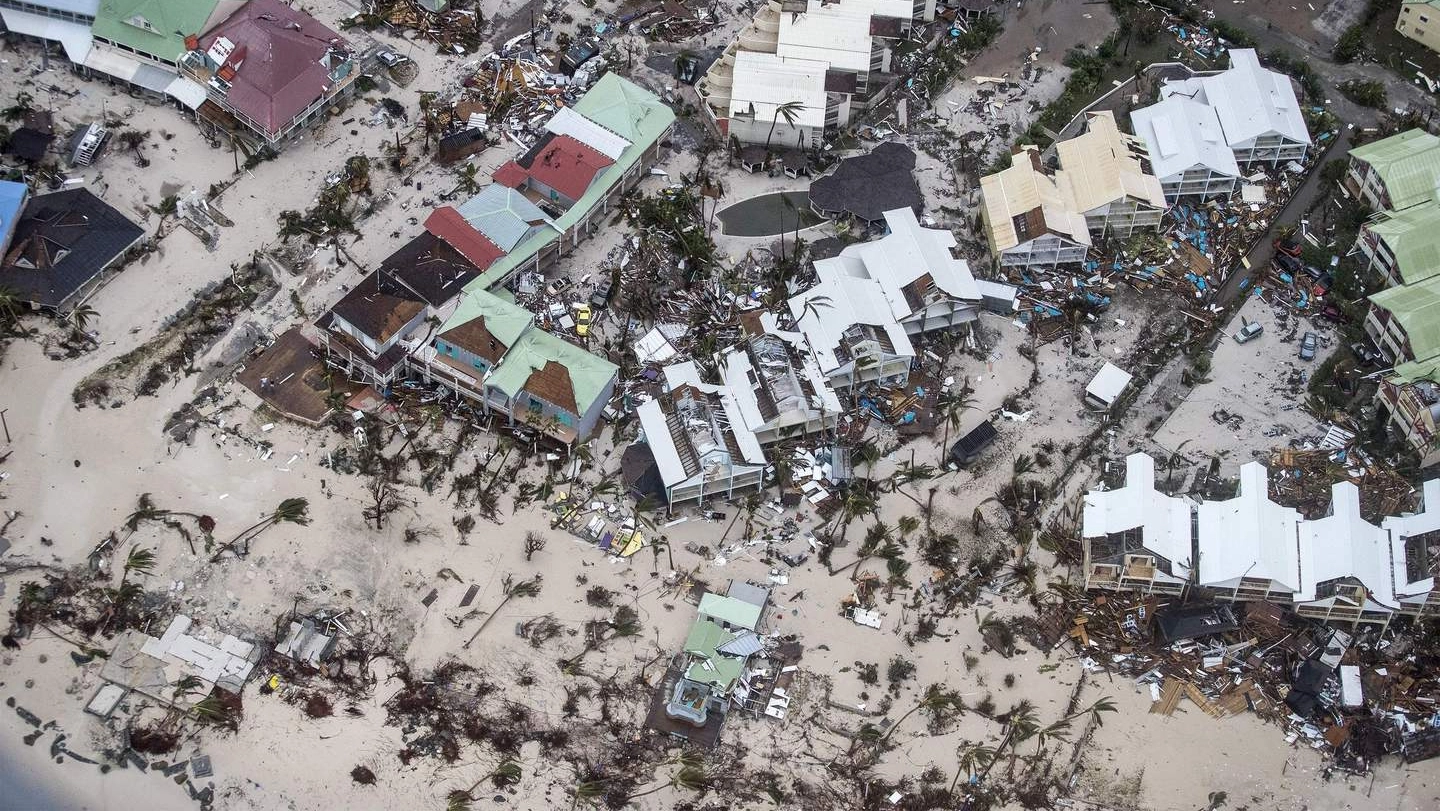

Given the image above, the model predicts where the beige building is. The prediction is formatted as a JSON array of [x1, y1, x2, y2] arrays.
[[980, 112, 1166, 269], [1398, 1, 1440, 53]]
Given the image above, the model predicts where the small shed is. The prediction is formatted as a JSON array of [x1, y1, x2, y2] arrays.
[[948, 420, 998, 466], [436, 129, 488, 165], [1085, 362, 1133, 409]]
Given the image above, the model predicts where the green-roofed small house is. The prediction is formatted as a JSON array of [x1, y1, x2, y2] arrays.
[[83, 0, 238, 106], [1359, 203, 1440, 287], [418, 289, 618, 443], [1368, 274, 1440, 464], [1398, 1, 1440, 56], [1346, 129, 1440, 212]]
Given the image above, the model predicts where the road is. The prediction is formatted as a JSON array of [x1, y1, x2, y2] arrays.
[[1216, 126, 1353, 306]]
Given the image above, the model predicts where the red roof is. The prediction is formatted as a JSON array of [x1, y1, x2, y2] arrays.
[[197, 0, 349, 137], [521, 135, 614, 201], [492, 160, 528, 190], [424, 207, 504, 270]]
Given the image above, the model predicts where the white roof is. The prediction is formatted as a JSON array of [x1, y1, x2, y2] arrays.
[[1082, 453, 1193, 579], [1131, 95, 1241, 181], [0, 7, 92, 63], [789, 271, 915, 376], [1085, 362, 1133, 405], [1381, 478, 1440, 598], [636, 398, 686, 486], [776, 5, 874, 73], [1297, 482, 1398, 609], [719, 328, 841, 437], [638, 362, 767, 489], [727, 51, 829, 130], [836, 208, 981, 322], [634, 324, 682, 365], [814, 0, 913, 21], [1160, 50, 1310, 149], [1196, 462, 1302, 591], [545, 106, 631, 161]]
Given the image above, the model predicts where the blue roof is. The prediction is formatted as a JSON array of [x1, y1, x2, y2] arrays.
[[455, 184, 553, 253], [0, 180, 29, 248]]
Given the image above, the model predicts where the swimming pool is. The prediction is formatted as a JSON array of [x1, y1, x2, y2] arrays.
[[716, 191, 825, 237]]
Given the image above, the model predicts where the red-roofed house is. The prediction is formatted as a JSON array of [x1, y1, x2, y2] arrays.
[[492, 134, 615, 210], [181, 0, 359, 148], [425, 207, 505, 270]]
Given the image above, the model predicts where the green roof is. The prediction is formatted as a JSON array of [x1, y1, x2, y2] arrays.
[[696, 593, 762, 631], [1350, 129, 1440, 211], [1368, 204, 1440, 284], [484, 327, 617, 411], [1372, 273, 1440, 361], [437, 289, 532, 348], [682, 619, 744, 692], [93, 0, 224, 63], [468, 74, 675, 289]]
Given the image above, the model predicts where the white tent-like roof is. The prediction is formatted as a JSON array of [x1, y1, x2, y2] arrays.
[[1381, 478, 1440, 602], [1297, 482, 1398, 609], [1082, 453, 1192, 580], [1196, 462, 1302, 592], [1131, 95, 1241, 182]]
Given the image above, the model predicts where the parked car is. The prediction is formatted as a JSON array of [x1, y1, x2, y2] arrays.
[[1273, 252, 1304, 276], [1274, 237, 1304, 257], [1299, 331, 1318, 361], [1319, 304, 1348, 323], [1234, 320, 1264, 344], [590, 275, 614, 308], [573, 303, 593, 337], [376, 50, 409, 68]]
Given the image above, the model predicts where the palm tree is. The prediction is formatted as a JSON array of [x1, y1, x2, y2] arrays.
[[450, 758, 522, 806], [936, 383, 976, 466], [1, 91, 34, 122], [0, 286, 19, 325], [950, 742, 997, 793], [764, 101, 804, 152], [897, 514, 921, 542], [624, 750, 708, 800], [68, 303, 98, 343], [883, 683, 963, 741], [210, 497, 310, 561], [830, 519, 891, 578], [463, 574, 543, 648], [450, 162, 482, 198]]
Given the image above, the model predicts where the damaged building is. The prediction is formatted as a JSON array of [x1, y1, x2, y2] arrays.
[[980, 111, 1166, 269], [1080, 455, 1440, 626], [696, 0, 933, 147]]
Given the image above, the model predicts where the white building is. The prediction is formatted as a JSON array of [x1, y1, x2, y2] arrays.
[[1131, 95, 1242, 200], [1082, 453, 1193, 595], [697, 0, 925, 146], [635, 362, 768, 507], [1195, 462, 1303, 601], [789, 272, 914, 391], [1132, 49, 1310, 200], [1382, 479, 1440, 618], [1296, 482, 1402, 626], [1161, 49, 1311, 166], [719, 317, 842, 445]]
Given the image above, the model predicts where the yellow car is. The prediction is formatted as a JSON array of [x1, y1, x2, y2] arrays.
[[574, 303, 592, 337]]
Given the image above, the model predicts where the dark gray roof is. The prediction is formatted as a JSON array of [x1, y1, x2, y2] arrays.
[[1, 188, 144, 309], [380, 232, 479, 306], [808, 142, 922, 224]]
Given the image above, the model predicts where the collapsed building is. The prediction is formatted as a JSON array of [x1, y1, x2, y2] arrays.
[[1081, 453, 1440, 627], [980, 112, 1166, 269]]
